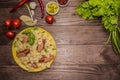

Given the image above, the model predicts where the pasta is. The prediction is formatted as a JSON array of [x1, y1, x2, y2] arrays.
[[13, 27, 56, 71]]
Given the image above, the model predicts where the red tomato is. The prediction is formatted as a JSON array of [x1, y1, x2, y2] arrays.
[[12, 19, 21, 28], [45, 15, 54, 24], [4, 18, 12, 27], [6, 30, 15, 38]]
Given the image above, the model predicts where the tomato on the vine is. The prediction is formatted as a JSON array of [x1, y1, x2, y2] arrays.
[[12, 19, 21, 28], [6, 30, 15, 38], [4, 18, 12, 27]]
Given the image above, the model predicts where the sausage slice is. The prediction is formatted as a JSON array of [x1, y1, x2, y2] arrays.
[[17, 49, 30, 57]]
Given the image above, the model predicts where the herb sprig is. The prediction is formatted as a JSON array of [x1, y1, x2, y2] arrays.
[[76, 0, 120, 54]]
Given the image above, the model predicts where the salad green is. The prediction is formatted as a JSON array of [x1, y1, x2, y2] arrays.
[[76, 0, 120, 54], [22, 29, 35, 45], [28, 32, 35, 45]]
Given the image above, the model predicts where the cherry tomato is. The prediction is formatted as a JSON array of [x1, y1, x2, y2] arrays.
[[6, 30, 15, 38], [4, 18, 12, 27], [45, 15, 54, 24], [12, 18, 21, 28]]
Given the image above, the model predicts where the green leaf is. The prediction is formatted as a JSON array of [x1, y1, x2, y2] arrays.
[[89, 0, 98, 7], [93, 7, 105, 16], [110, 16, 118, 25], [109, 25, 117, 31], [102, 16, 118, 31], [22, 29, 31, 34], [81, 2, 89, 8], [76, 6, 93, 19], [32, 27, 39, 30], [28, 32, 35, 45]]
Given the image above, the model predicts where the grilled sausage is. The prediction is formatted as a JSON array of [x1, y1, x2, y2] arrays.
[[17, 49, 30, 57], [22, 35, 28, 43], [31, 63, 38, 68], [27, 62, 38, 68], [39, 55, 54, 62], [37, 39, 46, 52]]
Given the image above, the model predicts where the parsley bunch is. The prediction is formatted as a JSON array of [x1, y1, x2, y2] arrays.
[[76, 0, 120, 54]]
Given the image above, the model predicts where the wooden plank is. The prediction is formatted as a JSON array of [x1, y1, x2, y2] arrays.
[[0, 25, 108, 45], [0, 64, 120, 80], [0, 0, 17, 8], [0, 45, 120, 66]]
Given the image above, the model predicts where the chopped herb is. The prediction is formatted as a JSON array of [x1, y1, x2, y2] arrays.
[[52, 48, 56, 50], [50, 44, 52, 46], [44, 48, 48, 52], [14, 41, 17, 47], [16, 37, 19, 40]]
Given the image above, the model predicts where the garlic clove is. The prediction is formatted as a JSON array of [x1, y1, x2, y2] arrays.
[[29, 2, 37, 10]]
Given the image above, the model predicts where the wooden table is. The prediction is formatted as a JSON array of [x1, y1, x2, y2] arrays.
[[0, 0, 120, 80]]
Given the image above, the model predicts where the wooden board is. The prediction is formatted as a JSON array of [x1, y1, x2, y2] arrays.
[[0, 0, 120, 80]]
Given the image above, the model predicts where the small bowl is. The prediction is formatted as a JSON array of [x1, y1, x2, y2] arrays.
[[56, 0, 70, 7], [46, 1, 59, 15]]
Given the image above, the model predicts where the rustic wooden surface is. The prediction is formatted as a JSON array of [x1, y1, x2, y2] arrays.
[[0, 0, 120, 80]]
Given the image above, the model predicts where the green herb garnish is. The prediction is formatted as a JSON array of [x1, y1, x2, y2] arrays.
[[76, 0, 120, 54], [28, 32, 35, 45], [22, 29, 31, 34]]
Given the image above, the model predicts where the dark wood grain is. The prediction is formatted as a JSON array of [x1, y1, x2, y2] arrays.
[[0, 0, 120, 80], [1, 45, 120, 66], [0, 25, 108, 45], [0, 64, 120, 80]]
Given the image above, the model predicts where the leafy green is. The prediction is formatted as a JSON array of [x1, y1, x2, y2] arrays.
[[102, 16, 118, 31], [32, 27, 39, 30], [22, 29, 31, 34], [22, 29, 35, 45], [76, 0, 120, 54], [28, 32, 35, 45]]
